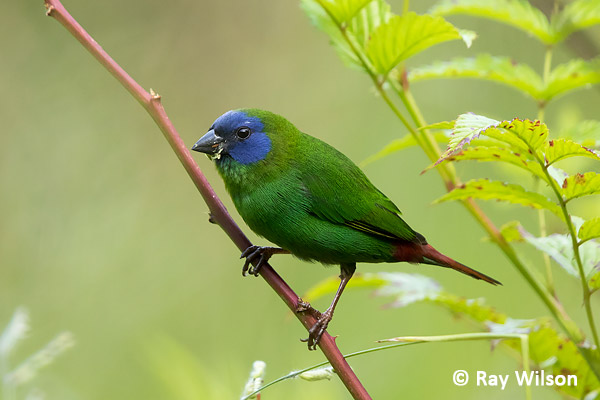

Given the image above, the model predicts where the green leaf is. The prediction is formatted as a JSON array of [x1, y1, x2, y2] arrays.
[[409, 55, 544, 100], [579, 218, 600, 243], [543, 138, 600, 166], [360, 131, 450, 167], [436, 114, 549, 166], [345, 0, 392, 47], [301, 0, 355, 65], [418, 120, 455, 131], [571, 215, 587, 233], [437, 113, 500, 162], [304, 273, 387, 301], [301, 0, 391, 70], [560, 120, 600, 149], [542, 59, 600, 101], [435, 179, 563, 218], [463, 118, 548, 154], [434, 146, 546, 181], [372, 273, 444, 308], [519, 228, 578, 276], [305, 272, 506, 321], [547, 165, 569, 186], [318, 0, 374, 23], [429, 0, 554, 44], [590, 270, 600, 293], [561, 172, 600, 202], [581, 242, 600, 286], [366, 12, 468, 75], [552, 0, 600, 40], [523, 322, 600, 399], [519, 225, 600, 288], [458, 29, 477, 48], [409, 57, 600, 102], [495, 119, 549, 151], [486, 318, 540, 335], [500, 221, 524, 243]]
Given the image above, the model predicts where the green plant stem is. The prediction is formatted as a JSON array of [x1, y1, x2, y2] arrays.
[[537, 46, 553, 120], [520, 335, 532, 400], [534, 42, 598, 349], [386, 72, 576, 344], [314, 2, 600, 379], [379, 332, 527, 344], [535, 153, 600, 351], [534, 179, 555, 295], [537, 107, 545, 122], [328, 17, 458, 188], [313, 1, 430, 158], [376, 87, 456, 188], [396, 85, 448, 167], [245, 332, 532, 400], [393, 61, 600, 382], [461, 201, 576, 336], [385, 58, 595, 368], [382, 329, 533, 400], [387, 79, 450, 173], [377, 86, 431, 160], [403, 0, 410, 14], [242, 342, 417, 400], [535, 94, 555, 295], [543, 48, 552, 82]]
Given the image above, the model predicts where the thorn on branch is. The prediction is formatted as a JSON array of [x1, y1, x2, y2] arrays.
[[45, 4, 55, 16], [208, 212, 216, 224], [149, 88, 161, 101]]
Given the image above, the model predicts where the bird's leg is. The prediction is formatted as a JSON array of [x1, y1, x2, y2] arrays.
[[240, 245, 291, 277], [301, 262, 356, 351]]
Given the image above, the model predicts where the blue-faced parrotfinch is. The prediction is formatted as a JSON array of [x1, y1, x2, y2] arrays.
[[192, 109, 500, 349]]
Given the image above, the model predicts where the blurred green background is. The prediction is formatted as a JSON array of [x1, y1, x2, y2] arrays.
[[2, 1, 599, 399]]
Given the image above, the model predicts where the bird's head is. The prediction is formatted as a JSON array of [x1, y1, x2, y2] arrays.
[[191, 109, 276, 165]]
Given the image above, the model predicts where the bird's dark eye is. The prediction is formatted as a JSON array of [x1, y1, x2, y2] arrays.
[[236, 127, 251, 139]]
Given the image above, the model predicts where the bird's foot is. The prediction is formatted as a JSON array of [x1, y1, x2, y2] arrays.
[[240, 245, 287, 277], [300, 308, 333, 351], [295, 298, 322, 319]]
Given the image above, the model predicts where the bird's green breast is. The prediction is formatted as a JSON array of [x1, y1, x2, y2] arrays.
[[214, 130, 398, 264]]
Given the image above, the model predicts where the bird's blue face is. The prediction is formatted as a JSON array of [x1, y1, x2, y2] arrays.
[[191, 110, 271, 165]]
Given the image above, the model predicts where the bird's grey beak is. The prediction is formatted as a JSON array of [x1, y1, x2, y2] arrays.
[[191, 129, 223, 155]]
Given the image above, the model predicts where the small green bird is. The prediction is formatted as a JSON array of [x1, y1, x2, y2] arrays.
[[192, 109, 500, 350]]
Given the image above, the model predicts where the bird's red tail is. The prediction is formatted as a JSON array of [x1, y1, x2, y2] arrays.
[[394, 243, 501, 285]]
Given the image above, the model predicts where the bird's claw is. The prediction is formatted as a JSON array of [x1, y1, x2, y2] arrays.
[[240, 245, 284, 277], [295, 299, 322, 319], [240, 245, 264, 276], [300, 309, 333, 351]]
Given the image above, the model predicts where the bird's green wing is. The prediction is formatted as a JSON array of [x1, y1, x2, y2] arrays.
[[297, 134, 425, 244]]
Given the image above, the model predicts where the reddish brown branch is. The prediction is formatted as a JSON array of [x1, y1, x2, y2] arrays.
[[43, 1, 371, 398]]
